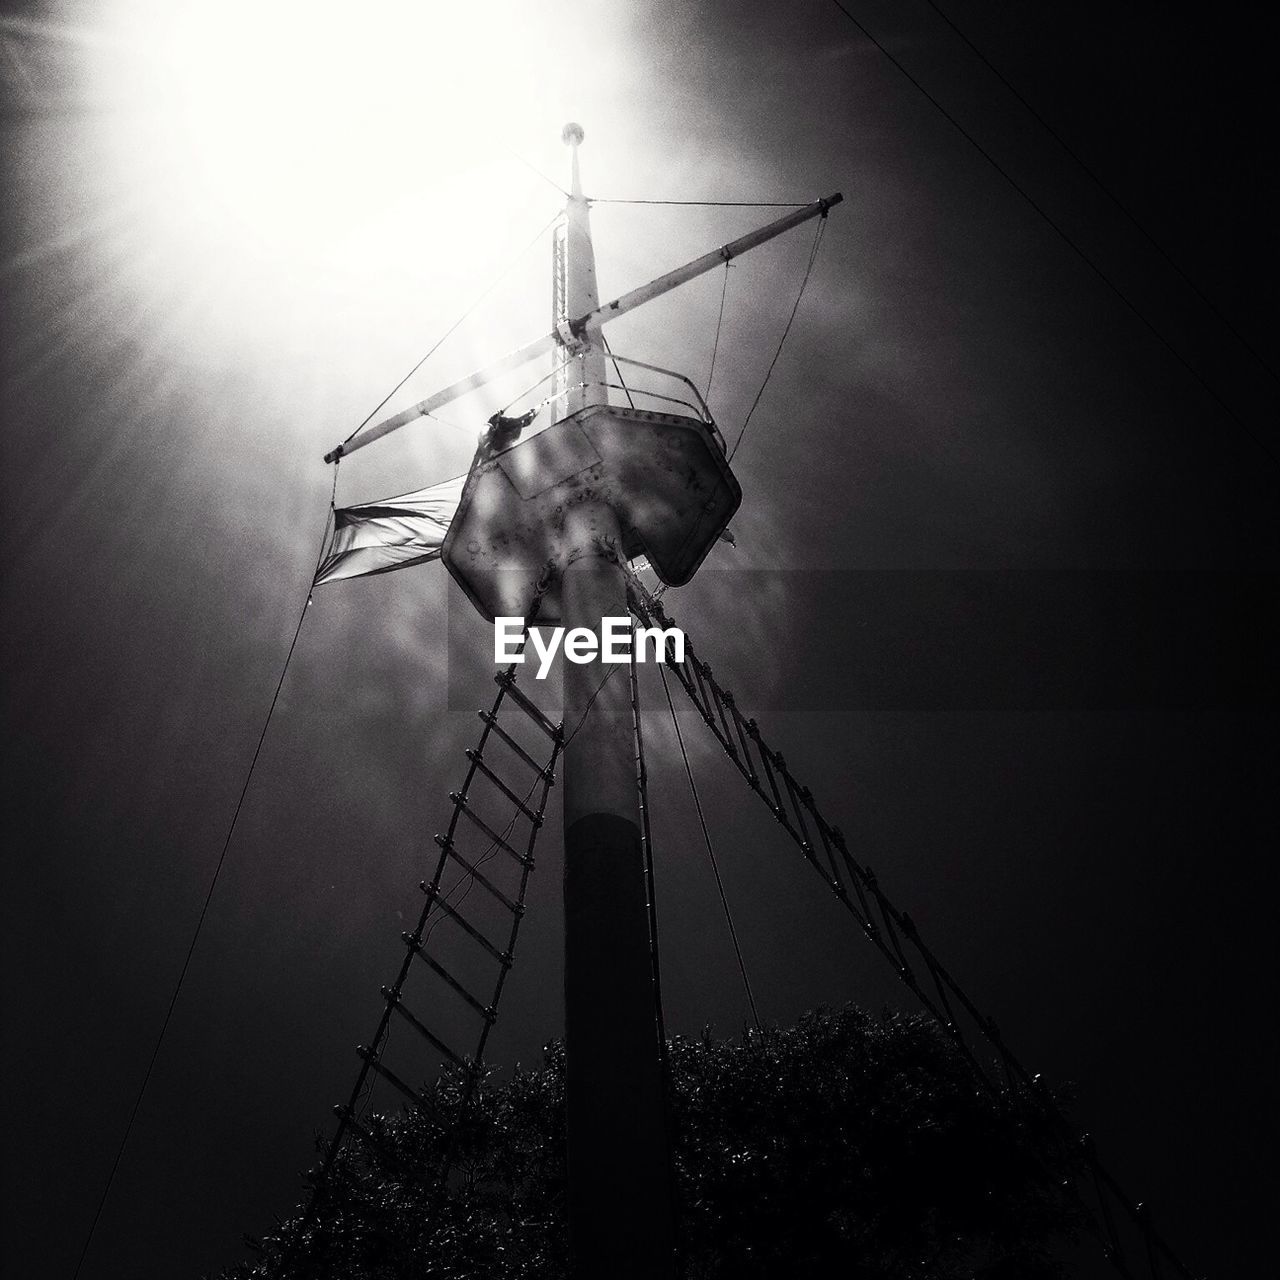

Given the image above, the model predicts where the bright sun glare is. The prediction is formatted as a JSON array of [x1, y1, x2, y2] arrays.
[[94, 1, 552, 268]]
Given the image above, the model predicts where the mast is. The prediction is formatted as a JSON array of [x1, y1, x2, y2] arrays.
[[553, 122, 607, 414], [554, 125, 678, 1280], [322, 191, 840, 461], [330, 120, 841, 1273]]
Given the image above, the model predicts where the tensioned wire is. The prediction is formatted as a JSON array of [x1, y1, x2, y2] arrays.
[[826, 0, 1278, 471], [73, 202, 565, 1277], [591, 198, 810, 207], [340, 207, 562, 449], [76, 174, 818, 1273], [658, 663, 762, 1030], [71, 463, 340, 1280], [921, 0, 1276, 384], [729, 215, 827, 464], [705, 260, 731, 403]]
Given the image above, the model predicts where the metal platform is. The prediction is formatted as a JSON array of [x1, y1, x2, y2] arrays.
[[442, 404, 741, 623]]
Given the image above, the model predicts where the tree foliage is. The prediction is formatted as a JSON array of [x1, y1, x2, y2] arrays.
[[227, 1007, 1080, 1279]]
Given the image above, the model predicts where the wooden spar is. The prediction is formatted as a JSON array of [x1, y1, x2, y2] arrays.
[[323, 333, 558, 463], [569, 192, 842, 338], [323, 192, 842, 462]]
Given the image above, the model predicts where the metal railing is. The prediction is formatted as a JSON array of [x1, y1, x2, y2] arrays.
[[497, 345, 726, 451]]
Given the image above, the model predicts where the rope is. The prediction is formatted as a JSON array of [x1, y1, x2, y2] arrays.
[[353, 652, 616, 1144], [421, 632, 543, 949], [657, 664, 761, 1029], [72, 467, 340, 1280], [826, 0, 1279, 471], [922, 0, 1277, 385], [728, 216, 826, 463], [602, 334, 636, 409], [630, 654, 668, 1049], [705, 261, 731, 403], [428, 642, 618, 945], [341, 210, 560, 448], [421, 775, 540, 947], [590, 198, 810, 208], [500, 142, 569, 199], [630, 650, 685, 1257]]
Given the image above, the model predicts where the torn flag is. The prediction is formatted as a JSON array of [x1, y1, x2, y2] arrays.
[[313, 474, 464, 586]]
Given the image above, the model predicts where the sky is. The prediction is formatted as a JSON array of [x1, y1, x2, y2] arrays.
[[1, 1, 1276, 1277]]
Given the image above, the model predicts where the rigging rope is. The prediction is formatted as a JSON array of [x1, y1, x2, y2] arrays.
[[629, 652, 668, 1051], [658, 664, 761, 1030], [630, 649, 685, 1259], [365, 766, 542, 1127], [424, 653, 624, 957], [922, 0, 1277, 384], [728, 216, 826, 463], [341, 210, 561, 448], [591, 198, 810, 207], [826, 0, 1279, 471], [71, 466, 340, 1280], [500, 142, 570, 199], [342, 644, 628, 1176], [630, 572, 1201, 1279], [705, 260, 731, 403], [602, 333, 636, 410]]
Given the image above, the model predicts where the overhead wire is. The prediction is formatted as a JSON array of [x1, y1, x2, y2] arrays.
[[71, 466, 341, 1280], [657, 664, 761, 1030], [825, 0, 1279, 470], [630, 655, 668, 1050], [921, 0, 1277, 384], [728, 216, 826, 463], [629, 650, 686, 1257], [590, 198, 809, 207], [705, 260, 731, 403], [340, 209, 561, 448], [601, 333, 636, 409], [371, 655, 620, 1119], [499, 142, 570, 199]]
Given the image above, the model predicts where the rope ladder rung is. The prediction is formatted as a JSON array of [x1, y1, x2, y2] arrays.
[[622, 567, 1199, 1280], [382, 987, 469, 1070], [494, 670, 563, 741], [465, 749, 543, 823], [447, 795, 533, 867], [477, 710, 557, 781]]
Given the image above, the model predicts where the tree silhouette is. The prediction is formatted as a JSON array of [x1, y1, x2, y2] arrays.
[[230, 1007, 1081, 1279]]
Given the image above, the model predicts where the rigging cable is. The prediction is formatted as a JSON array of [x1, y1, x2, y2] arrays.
[[71, 466, 341, 1280], [429, 653, 626, 947], [630, 652, 668, 1051], [361, 657, 619, 1122], [598, 341, 671, 602], [630, 649, 685, 1259], [590, 198, 809, 207], [705, 260, 731, 403], [658, 664, 761, 1030], [602, 333, 637, 409], [500, 142, 570, 199], [922, 0, 1276, 384], [825, 0, 1278, 470], [340, 209, 561, 448], [728, 215, 827, 463]]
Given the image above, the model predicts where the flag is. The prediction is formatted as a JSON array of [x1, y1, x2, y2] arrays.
[[313, 474, 465, 586]]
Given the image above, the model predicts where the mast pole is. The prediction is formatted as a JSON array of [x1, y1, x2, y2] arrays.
[[557, 126, 678, 1280], [323, 191, 841, 461]]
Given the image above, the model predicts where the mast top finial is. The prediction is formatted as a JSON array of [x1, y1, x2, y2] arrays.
[[561, 122, 585, 147]]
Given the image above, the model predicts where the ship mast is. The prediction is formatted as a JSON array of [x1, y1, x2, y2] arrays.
[[552, 121, 607, 414], [320, 126, 841, 1277], [553, 124, 678, 1279]]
